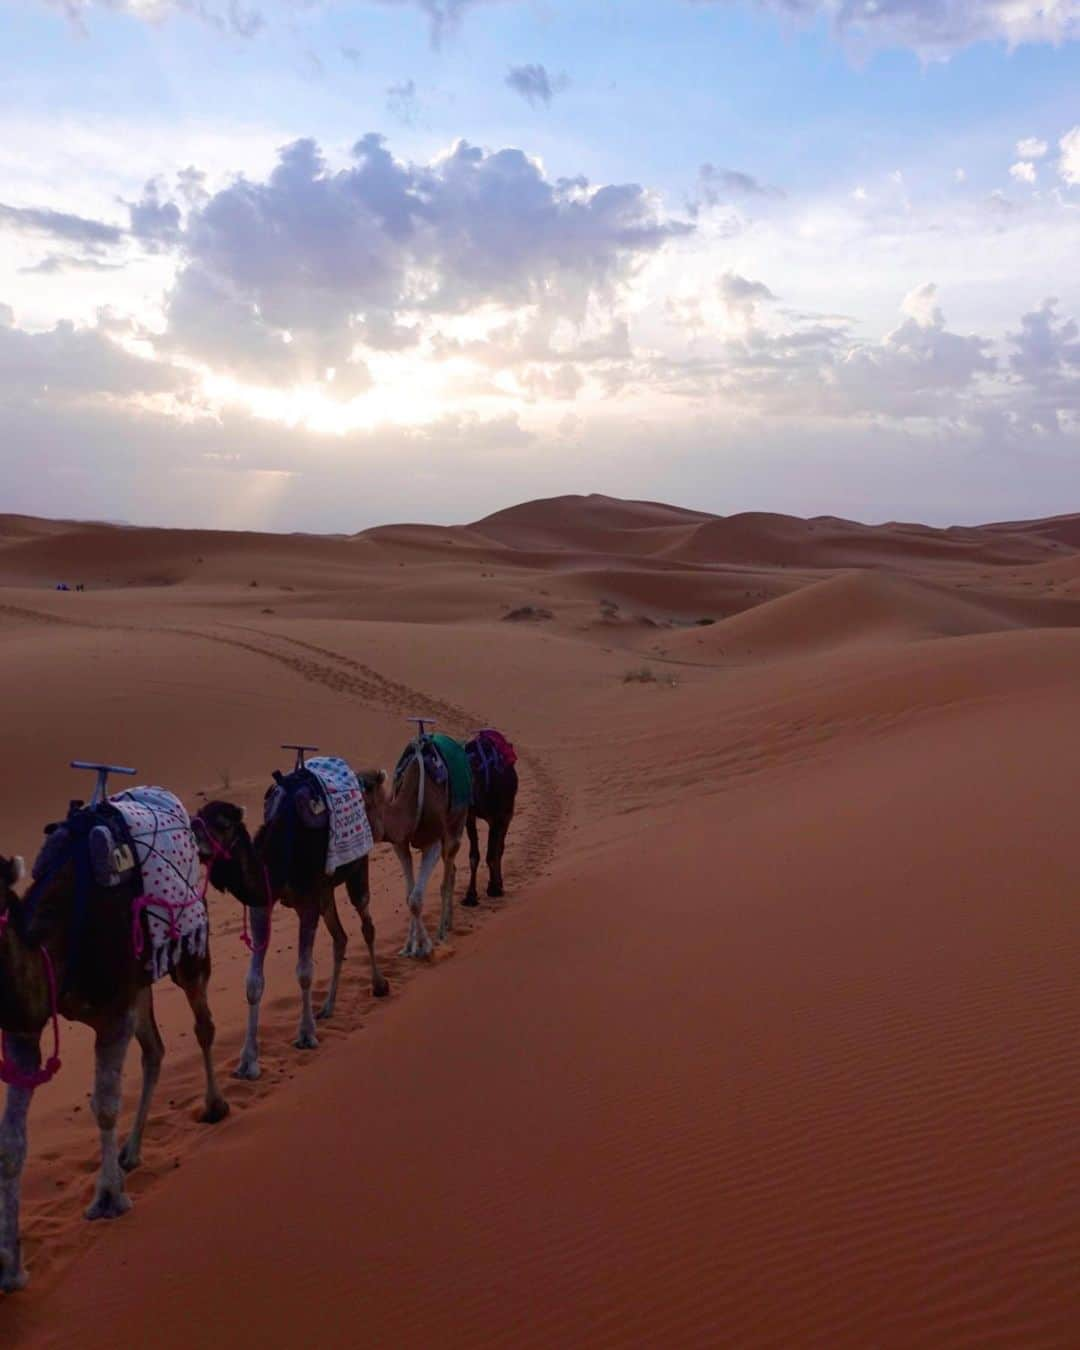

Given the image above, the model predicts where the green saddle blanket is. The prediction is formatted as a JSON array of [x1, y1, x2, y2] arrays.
[[430, 733, 473, 811]]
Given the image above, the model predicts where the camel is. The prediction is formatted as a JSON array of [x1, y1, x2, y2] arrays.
[[193, 759, 388, 1081], [463, 730, 519, 906], [0, 794, 227, 1293], [361, 728, 471, 959]]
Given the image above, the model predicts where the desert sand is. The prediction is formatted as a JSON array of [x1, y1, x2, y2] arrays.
[[1, 494, 1079, 1348]]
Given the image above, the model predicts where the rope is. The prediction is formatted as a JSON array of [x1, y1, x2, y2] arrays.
[[0, 914, 62, 1091]]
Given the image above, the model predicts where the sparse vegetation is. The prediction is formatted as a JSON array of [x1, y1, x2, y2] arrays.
[[623, 665, 677, 687]]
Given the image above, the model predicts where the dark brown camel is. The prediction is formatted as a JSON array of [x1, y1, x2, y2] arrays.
[[362, 733, 469, 958], [0, 812, 227, 1293], [193, 764, 388, 1081], [463, 730, 519, 906]]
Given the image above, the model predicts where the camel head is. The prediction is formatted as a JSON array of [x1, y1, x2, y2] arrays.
[[0, 854, 24, 904], [191, 801, 260, 905], [0, 855, 24, 931], [356, 769, 389, 843]]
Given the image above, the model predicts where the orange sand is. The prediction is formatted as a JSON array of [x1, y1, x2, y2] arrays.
[[1, 495, 1079, 1348]]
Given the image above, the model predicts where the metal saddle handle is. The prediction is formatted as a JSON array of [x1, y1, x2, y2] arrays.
[[70, 761, 136, 807], [406, 717, 436, 742]]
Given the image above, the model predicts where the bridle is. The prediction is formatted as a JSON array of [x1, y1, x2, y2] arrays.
[[191, 815, 275, 956]]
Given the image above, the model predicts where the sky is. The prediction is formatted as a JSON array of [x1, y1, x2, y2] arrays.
[[1, 0, 1078, 531]]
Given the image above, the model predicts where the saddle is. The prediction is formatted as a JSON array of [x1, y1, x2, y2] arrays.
[[34, 800, 141, 892], [466, 729, 517, 792], [393, 737, 449, 795], [264, 767, 329, 831]]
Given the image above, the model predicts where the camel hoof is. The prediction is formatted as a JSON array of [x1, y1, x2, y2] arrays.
[[200, 1097, 230, 1125], [0, 1252, 28, 1295], [373, 978, 390, 998], [85, 1189, 132, 1222], [118, 1140, 141, 1173], [487, 884, 504, 898], [294, 1030, 319, 1050], [233, 1060, 261, 1081], [462, 894, 479, 908]]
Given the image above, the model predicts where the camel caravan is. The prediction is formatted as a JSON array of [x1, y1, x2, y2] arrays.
[[0, 725, 518, 1294]]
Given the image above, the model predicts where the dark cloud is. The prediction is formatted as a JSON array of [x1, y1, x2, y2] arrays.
[[0, 202, 125, 249], [160, 133, 691, 386], [696, 164, 785, 208], [0, 312, 191, 399], [718, 272, 777, 321], [127, 180, 183, 246], [505, 63, 568, 106], [385, 79, 419, 126], [1007, 298, 1080, 431]]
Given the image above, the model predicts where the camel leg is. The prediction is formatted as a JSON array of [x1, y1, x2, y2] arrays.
[[235, 906, 270, 1080], [176, 957, 229, 1125], [487, 813, 512, 898], [86, 1013, 136, 1221], [294, 904, 321, 1050], [118, 987, 164, 1173], [463, 810, 481, 907], [345, 864, 389, 999], [437, 833, 461, 943], [401, 842, 440, 959], [317, 898, 348, 1021], [0, 1034, 39, 1293], [394, 843, 418, 956]]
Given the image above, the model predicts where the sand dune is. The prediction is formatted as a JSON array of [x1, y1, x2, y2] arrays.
[[3, 495, 1080, 1348], [655, 569, 1023, 662]]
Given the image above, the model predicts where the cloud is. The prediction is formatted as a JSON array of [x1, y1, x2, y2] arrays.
[[18, 253, 125, 275], [0, 202, 125, 249], [643, 282, 999, 423], [127, 179, 183, 245], [36, 0, 1080, 56], [695, 163, 784, 211], [1009, 160, 1036, 185], [692, 0, 1080, 57], [45, 0, 264, 37], [1007, 297, 1080, 431], [505, 64, 568, 106], [1059, 127, 1080, 185], [385, 79, 420, 127], [160, 133, 690, 388], [1016, 137, 1049, 159], [718, 272, 776, 326], [0, 310, 190, 400]]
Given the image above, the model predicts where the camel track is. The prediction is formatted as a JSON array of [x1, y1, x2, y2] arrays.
[[183, 621, 565, 894], [3, 604, 566, 1303]]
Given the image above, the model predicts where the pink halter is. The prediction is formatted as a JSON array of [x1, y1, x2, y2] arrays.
[[192, 816, 275, 956], [0, 909, 63, 1092]]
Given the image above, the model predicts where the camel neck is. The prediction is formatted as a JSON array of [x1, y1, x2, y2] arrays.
[[380, 764, 421, 847], [0, 922, 52, 1036]]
